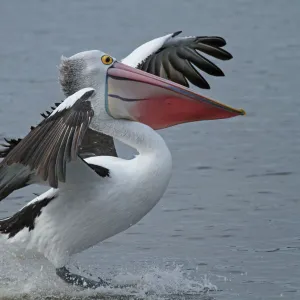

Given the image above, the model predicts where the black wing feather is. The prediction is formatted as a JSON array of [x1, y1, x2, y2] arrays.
[[194, 44, 232, 61], [168, 49, 209, 89], [177, 47, 224, 77], [196, 36, 227, 48], [164, 51, 189, 87], [0, 139, 22, 158], [137, 35, 232, 89]]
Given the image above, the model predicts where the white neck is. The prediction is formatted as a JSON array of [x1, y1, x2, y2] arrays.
[[91, 118, 170, 157]]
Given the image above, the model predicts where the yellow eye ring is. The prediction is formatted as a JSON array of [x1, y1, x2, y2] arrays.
[[101, 55, 113, 65]]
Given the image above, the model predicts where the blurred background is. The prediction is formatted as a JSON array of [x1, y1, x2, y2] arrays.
[[0, 1, 299, 299]]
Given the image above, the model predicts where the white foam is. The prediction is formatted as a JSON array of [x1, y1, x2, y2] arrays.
[[0, 246, 217, 300]]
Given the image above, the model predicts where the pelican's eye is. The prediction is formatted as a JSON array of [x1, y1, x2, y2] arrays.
[[101, 55, 113, 65]]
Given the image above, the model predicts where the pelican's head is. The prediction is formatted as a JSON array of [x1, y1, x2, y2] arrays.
[[60, 50, 245, 129]]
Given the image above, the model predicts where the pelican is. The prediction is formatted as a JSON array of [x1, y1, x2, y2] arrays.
[[0, 33, 244, 288], [0, 31, 234, 198]]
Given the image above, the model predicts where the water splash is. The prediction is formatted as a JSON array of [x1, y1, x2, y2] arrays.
[[109, 265, 217, 296], [0, 245, 217, 300]]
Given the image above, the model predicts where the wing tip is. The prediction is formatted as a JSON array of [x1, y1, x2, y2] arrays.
[[172, 31, 182, 38], [0, 138, 22, 158], [80, 88, 96, 101], [223, 51, 233, 61]]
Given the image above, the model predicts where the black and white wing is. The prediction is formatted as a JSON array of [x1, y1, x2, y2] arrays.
[[122, 31, 232, 89], [0, 88, 96, 199], [0, 90, 117, 200]]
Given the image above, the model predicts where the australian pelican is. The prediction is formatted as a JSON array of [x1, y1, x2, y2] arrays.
[[0, 32, 244, 288]]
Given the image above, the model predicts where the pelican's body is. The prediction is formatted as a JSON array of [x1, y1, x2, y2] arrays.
[[7, 121, 171, 268]]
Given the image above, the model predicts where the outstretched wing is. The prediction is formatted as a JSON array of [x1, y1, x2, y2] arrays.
[[0, 91, 117, 200], [122, 31, 232, 89], [0, 88, 95, 194]]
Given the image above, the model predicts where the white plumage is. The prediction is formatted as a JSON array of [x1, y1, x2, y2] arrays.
[[5, 118, 172, 269]]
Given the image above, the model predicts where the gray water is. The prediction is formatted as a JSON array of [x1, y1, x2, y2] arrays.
[[0, 0, 299, 299]]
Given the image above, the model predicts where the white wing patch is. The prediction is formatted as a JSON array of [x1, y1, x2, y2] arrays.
[[121, 33, 174, 68], [50, 87, 95, 116], [25, 188, 59, 207]]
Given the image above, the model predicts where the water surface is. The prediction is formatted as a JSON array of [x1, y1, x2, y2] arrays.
[[0, 1, 299, 299]]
